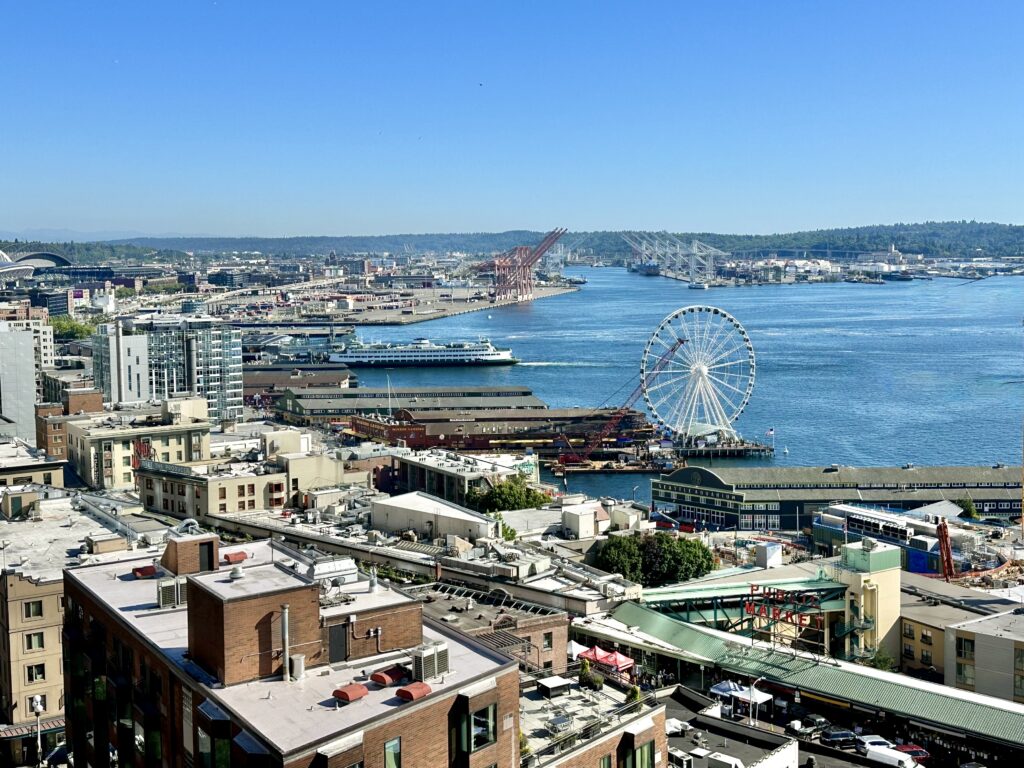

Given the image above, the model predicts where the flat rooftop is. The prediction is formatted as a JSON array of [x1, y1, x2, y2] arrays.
[[405, 582, 565, 634], [0, 491, 168, 582], [952, 608, 1024, 639], [67, 539, 512, 756], [0, 440, 59, 469], [520, 675, 663, 766]]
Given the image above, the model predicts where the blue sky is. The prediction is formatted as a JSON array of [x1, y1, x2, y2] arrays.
[[2, 1, 1021, 237]]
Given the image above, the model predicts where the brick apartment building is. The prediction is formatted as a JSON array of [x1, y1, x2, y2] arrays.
[[62, 530, 522, 768]]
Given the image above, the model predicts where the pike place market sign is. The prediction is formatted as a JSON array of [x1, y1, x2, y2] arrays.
[[743, 584, 825, 630]]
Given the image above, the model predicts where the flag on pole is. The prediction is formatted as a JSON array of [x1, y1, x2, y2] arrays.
[[765, 428, 775, 437]]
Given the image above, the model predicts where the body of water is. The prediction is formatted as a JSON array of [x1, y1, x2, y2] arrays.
[[352, 269, 1024, 501]]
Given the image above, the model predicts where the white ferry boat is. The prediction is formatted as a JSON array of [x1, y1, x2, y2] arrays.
[[329, 338, 517, 367], [688, 281, 709, 290]]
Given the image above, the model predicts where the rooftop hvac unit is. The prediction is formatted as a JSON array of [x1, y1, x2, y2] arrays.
[[411, 641, 449, 681], [156, 577, 189, 609]]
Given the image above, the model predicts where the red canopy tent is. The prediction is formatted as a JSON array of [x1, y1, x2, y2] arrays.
[[578, 645, 634, 672]]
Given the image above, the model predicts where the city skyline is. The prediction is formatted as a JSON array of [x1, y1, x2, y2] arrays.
[[3, 1, 1023, 237]]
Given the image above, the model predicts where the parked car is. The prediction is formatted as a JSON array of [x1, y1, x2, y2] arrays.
[[819, 727, 857, 749], [865, 746, 917, 768], [857, 735, 895, 755], [895, 745, 931, 763], [804, 714, 830, 733], [785, 714, 831, 739]]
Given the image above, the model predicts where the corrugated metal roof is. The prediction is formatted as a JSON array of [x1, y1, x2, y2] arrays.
[[610, 601, 1024, 746]]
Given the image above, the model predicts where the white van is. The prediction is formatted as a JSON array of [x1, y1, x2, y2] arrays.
[[865, 746, 916, 768]]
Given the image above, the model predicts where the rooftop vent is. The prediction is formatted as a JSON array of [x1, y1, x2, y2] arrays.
[[229, 565, 245, 580]]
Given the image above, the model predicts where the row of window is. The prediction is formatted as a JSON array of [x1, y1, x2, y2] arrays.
[[738, 515, 781, 530], [902, 623, 933, 644], [902, 645, 933, 666]]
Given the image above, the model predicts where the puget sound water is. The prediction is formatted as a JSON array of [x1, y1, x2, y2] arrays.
[[353, 269, 1024, 502]]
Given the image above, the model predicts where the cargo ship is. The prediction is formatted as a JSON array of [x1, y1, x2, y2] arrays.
[[329, 338, 517, 367]]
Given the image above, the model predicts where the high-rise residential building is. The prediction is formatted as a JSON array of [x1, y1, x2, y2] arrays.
[[0, 324, 40, 444], [93, 315, 243, 422], [92, 323, 151, 404], [0, 317, 55, 407]]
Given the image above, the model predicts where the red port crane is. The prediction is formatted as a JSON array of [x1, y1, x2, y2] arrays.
[[479, 228, 567, 302], [559, 338, 685, 465], [936, 519, 957, 582]]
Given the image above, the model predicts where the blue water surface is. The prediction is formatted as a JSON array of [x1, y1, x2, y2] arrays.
[[353, 269, 1024, 500]]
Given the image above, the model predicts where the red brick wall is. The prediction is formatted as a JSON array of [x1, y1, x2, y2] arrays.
[[328, 602, 423, 662], [539, 707, 667, 768], [162, 535, 220, 576], [284, 664, 521, 768], [63, 389, 104, 415], [188, 581, 322, 686]]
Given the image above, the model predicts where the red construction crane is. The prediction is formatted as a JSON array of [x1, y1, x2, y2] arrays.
[[479, 228, 567, 302], [936, 519, 957, 582], [559, 338, 685, 465]]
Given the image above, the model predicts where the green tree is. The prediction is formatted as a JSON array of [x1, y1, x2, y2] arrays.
[[597, 532, 713, 587], [114, 287, 135, 299], [49, 315, 96, 340], [863, 648, 897, 672], [595, 535, 643, 583], [955, 497, 979, 519], [465, 474, 550, 514]]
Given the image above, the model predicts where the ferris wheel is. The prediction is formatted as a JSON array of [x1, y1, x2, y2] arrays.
[[640, 305, 755, 441]]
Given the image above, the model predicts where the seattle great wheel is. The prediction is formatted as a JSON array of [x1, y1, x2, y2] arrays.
[[640, 305, 755, 442]]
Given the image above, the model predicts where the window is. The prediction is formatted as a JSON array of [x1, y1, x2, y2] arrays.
[[471, 703, 497, 751], [218, 503, 227, 513], [921, 629, 933, 645], [24, 601, 43, 620], [145, 478, 153, 490], [542, 632, 553, 650], [247, 484, 255, 495], [25, 632, 44, 651], [1015, 648, 1024, 698], [921, 649, 932, 666], [600, 755, 612, 768], [122, 456, 132, 467], [122, 472, 132, 483], [903, 623, 914, 639], [42, 472, 52, 484], [956, 661, 975, 687], [384, 737, 401, 768], [237, 484, 245, 496], [903, 644, 914, 660], [626, 740, 655, 768], [237, 500, 245, 511], [26, 663, 45, 683], [218, 487, 226, 500], [956, 636, 975, 660]]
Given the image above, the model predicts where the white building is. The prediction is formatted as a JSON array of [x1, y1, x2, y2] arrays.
[[369, 491, 498, 543], [0, 324, 41, 444], [92, 322, 151, 404]]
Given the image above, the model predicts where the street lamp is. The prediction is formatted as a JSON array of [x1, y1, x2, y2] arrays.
[[32, 694, 43, 768], [749, 677, 765, 728], [0, 540, 10, 573]]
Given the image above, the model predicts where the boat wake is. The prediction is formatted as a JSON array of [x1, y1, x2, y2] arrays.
[[519, 361, 610, 367]]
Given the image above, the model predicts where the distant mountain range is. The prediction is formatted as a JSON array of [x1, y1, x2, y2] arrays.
[[3, 221, 1023, 259]]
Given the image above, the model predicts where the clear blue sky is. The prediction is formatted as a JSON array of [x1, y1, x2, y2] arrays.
[[2, 1, 1022, 237]]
